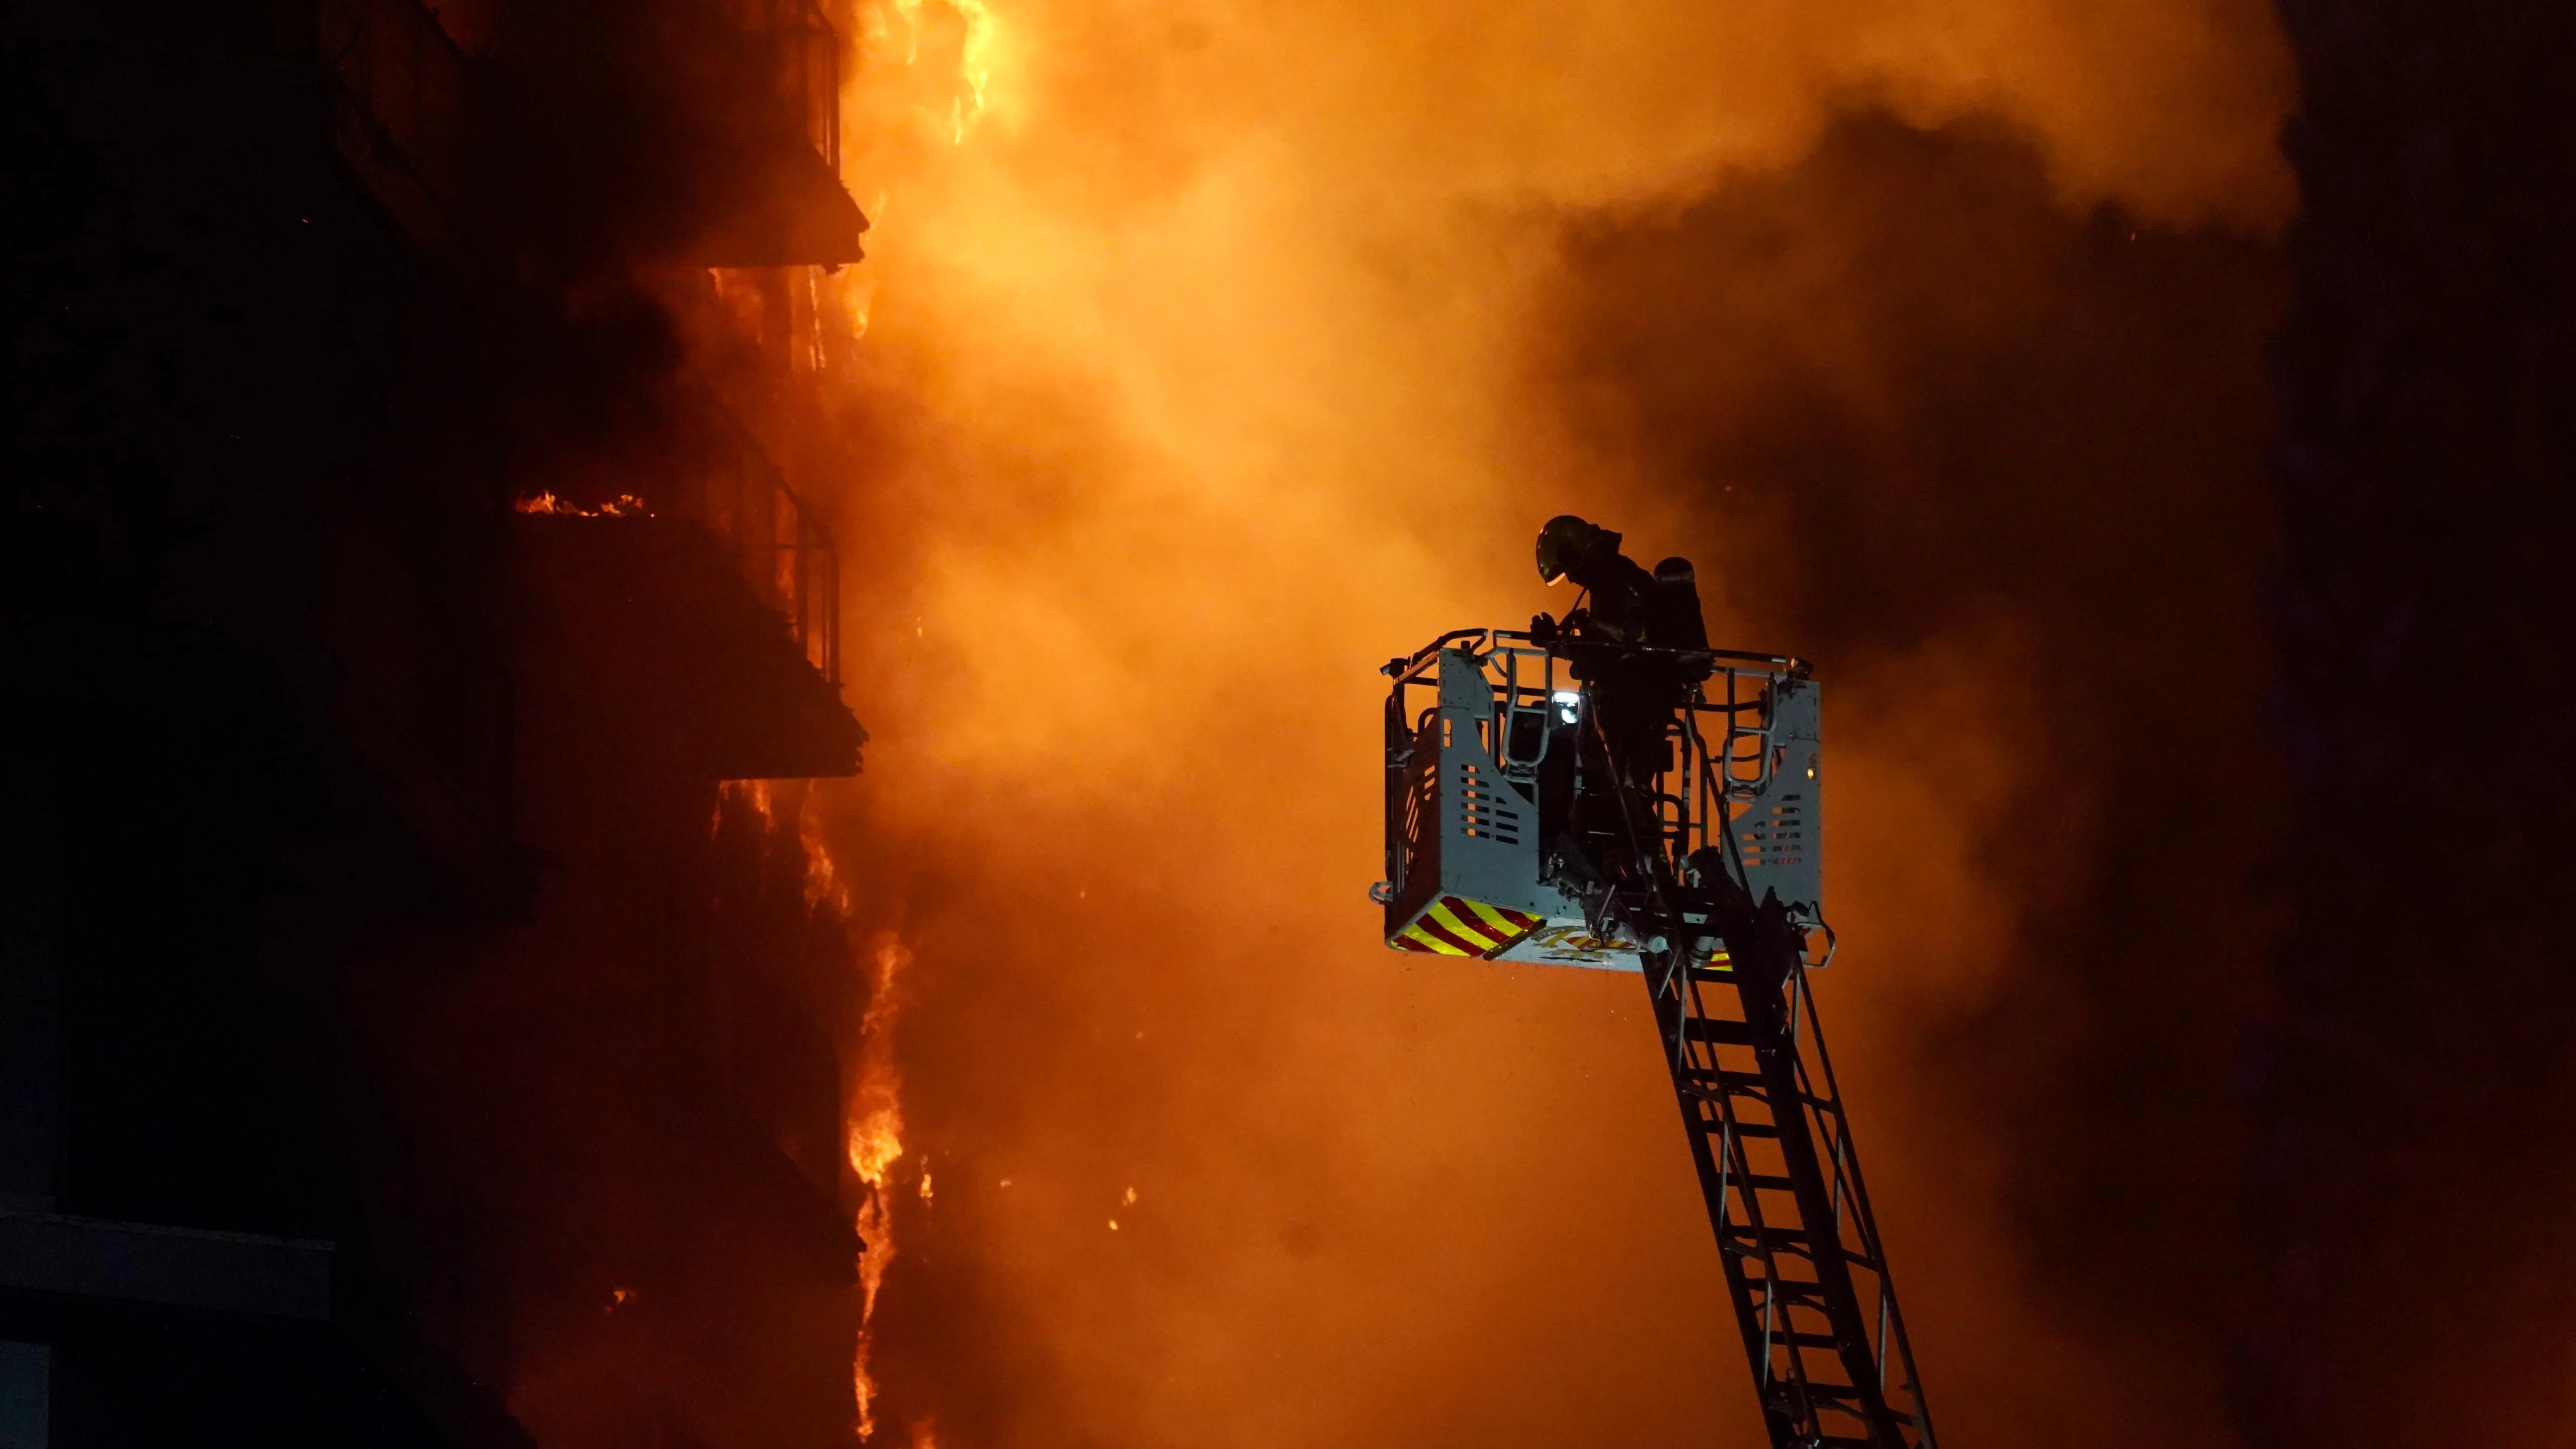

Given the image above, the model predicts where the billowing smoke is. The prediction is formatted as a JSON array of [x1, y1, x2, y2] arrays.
[[1521, 112, 2286, 1446], [794, 1, 2295, 1444]]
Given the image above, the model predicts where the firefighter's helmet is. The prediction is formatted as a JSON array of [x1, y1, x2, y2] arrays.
[[1536, 514, 1620, 584]]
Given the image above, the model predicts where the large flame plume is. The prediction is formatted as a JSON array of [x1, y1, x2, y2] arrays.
[[837, 891, 916, 1438], [732, 776, 923, 1443]]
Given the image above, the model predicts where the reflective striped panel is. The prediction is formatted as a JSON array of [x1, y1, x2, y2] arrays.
[[1389, 896, 1543, 958]]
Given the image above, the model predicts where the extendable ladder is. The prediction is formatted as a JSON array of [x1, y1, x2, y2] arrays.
[[1637, 902, 1934, 1449], [1600, 686, 1936, 1449]]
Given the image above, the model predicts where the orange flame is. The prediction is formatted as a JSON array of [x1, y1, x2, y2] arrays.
[[819, 2, 999, 1430], [847, 930, 913, 1439], [802, 794, 853, 914], [763, 786, 910, 1440], [716, 779, 776, 836], [512, 491, 652, 517]]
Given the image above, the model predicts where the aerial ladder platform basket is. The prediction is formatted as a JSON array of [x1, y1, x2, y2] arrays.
[[1377, 627, 1937, 1449]]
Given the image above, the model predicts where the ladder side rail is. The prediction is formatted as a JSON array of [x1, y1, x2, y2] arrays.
[[1781, 1027, 1915, 1421], [1785, 956, 1941, 1444], [1719, 894, 1921, 1448]]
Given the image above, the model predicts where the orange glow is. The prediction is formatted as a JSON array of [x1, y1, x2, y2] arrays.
[[800, 0, 2298, 1441]]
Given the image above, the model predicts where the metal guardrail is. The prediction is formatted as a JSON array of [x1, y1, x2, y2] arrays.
[[777, 0, 841, 175], [1380, 628, 1808, 911], [686, 439, 841, 686], [714, 0, 844, 173]]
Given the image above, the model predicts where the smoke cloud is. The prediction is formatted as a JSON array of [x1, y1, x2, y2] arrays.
[[799, 1, 2295, 1443]]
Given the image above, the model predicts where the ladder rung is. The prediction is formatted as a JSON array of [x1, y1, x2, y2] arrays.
[[1796, 1382, 1867, 1403], [1682, 1069, 1773, 1102], [1724, 1225, 1808, 1250], [1691, 1113, 1778, 1137], [1768, 1330, 1843, 1350], [1721, 1233, 1809, 1262], [1731, 1228, 1877, 1273], [1680, 1016, 1757, 1046], [1748, 1276, 1824, 1302], [1721, 1217, 1803, 1243]]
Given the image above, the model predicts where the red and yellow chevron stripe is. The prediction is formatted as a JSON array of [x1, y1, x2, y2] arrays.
[[1389, 896, 1544, 958]]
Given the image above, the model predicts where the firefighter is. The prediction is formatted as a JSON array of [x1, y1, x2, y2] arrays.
[[1533, 515, 1712, 883]]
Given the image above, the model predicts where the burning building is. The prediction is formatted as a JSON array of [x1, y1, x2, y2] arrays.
[[1, 0, 876, 1440], [10, 0, 2576, 1443]]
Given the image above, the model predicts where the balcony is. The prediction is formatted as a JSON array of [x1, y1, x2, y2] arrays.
[[509, 438, 859, 784], [684, 421, 842, 690], [320, 0, 867, 265]]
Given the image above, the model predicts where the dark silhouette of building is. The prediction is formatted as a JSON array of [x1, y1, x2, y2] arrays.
[[2244, 3, 2576, 1445], [2, 0, 873, 1438]]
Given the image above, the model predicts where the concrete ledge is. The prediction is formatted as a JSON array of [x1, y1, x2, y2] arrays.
[[0, 1210, 333, 1320]]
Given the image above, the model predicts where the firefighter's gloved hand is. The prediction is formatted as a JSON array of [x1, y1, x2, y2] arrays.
[[1529, 612, 1559, 645]]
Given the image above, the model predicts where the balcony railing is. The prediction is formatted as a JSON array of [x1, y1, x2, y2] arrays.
[[685, 435, 841, 687], [720, 0, 841, 174]]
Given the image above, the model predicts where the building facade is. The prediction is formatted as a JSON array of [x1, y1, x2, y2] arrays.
[[2, 0, 875, 1440]]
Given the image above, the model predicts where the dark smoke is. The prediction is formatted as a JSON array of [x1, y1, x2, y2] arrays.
[[1519, 109, 2288, 1444]]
